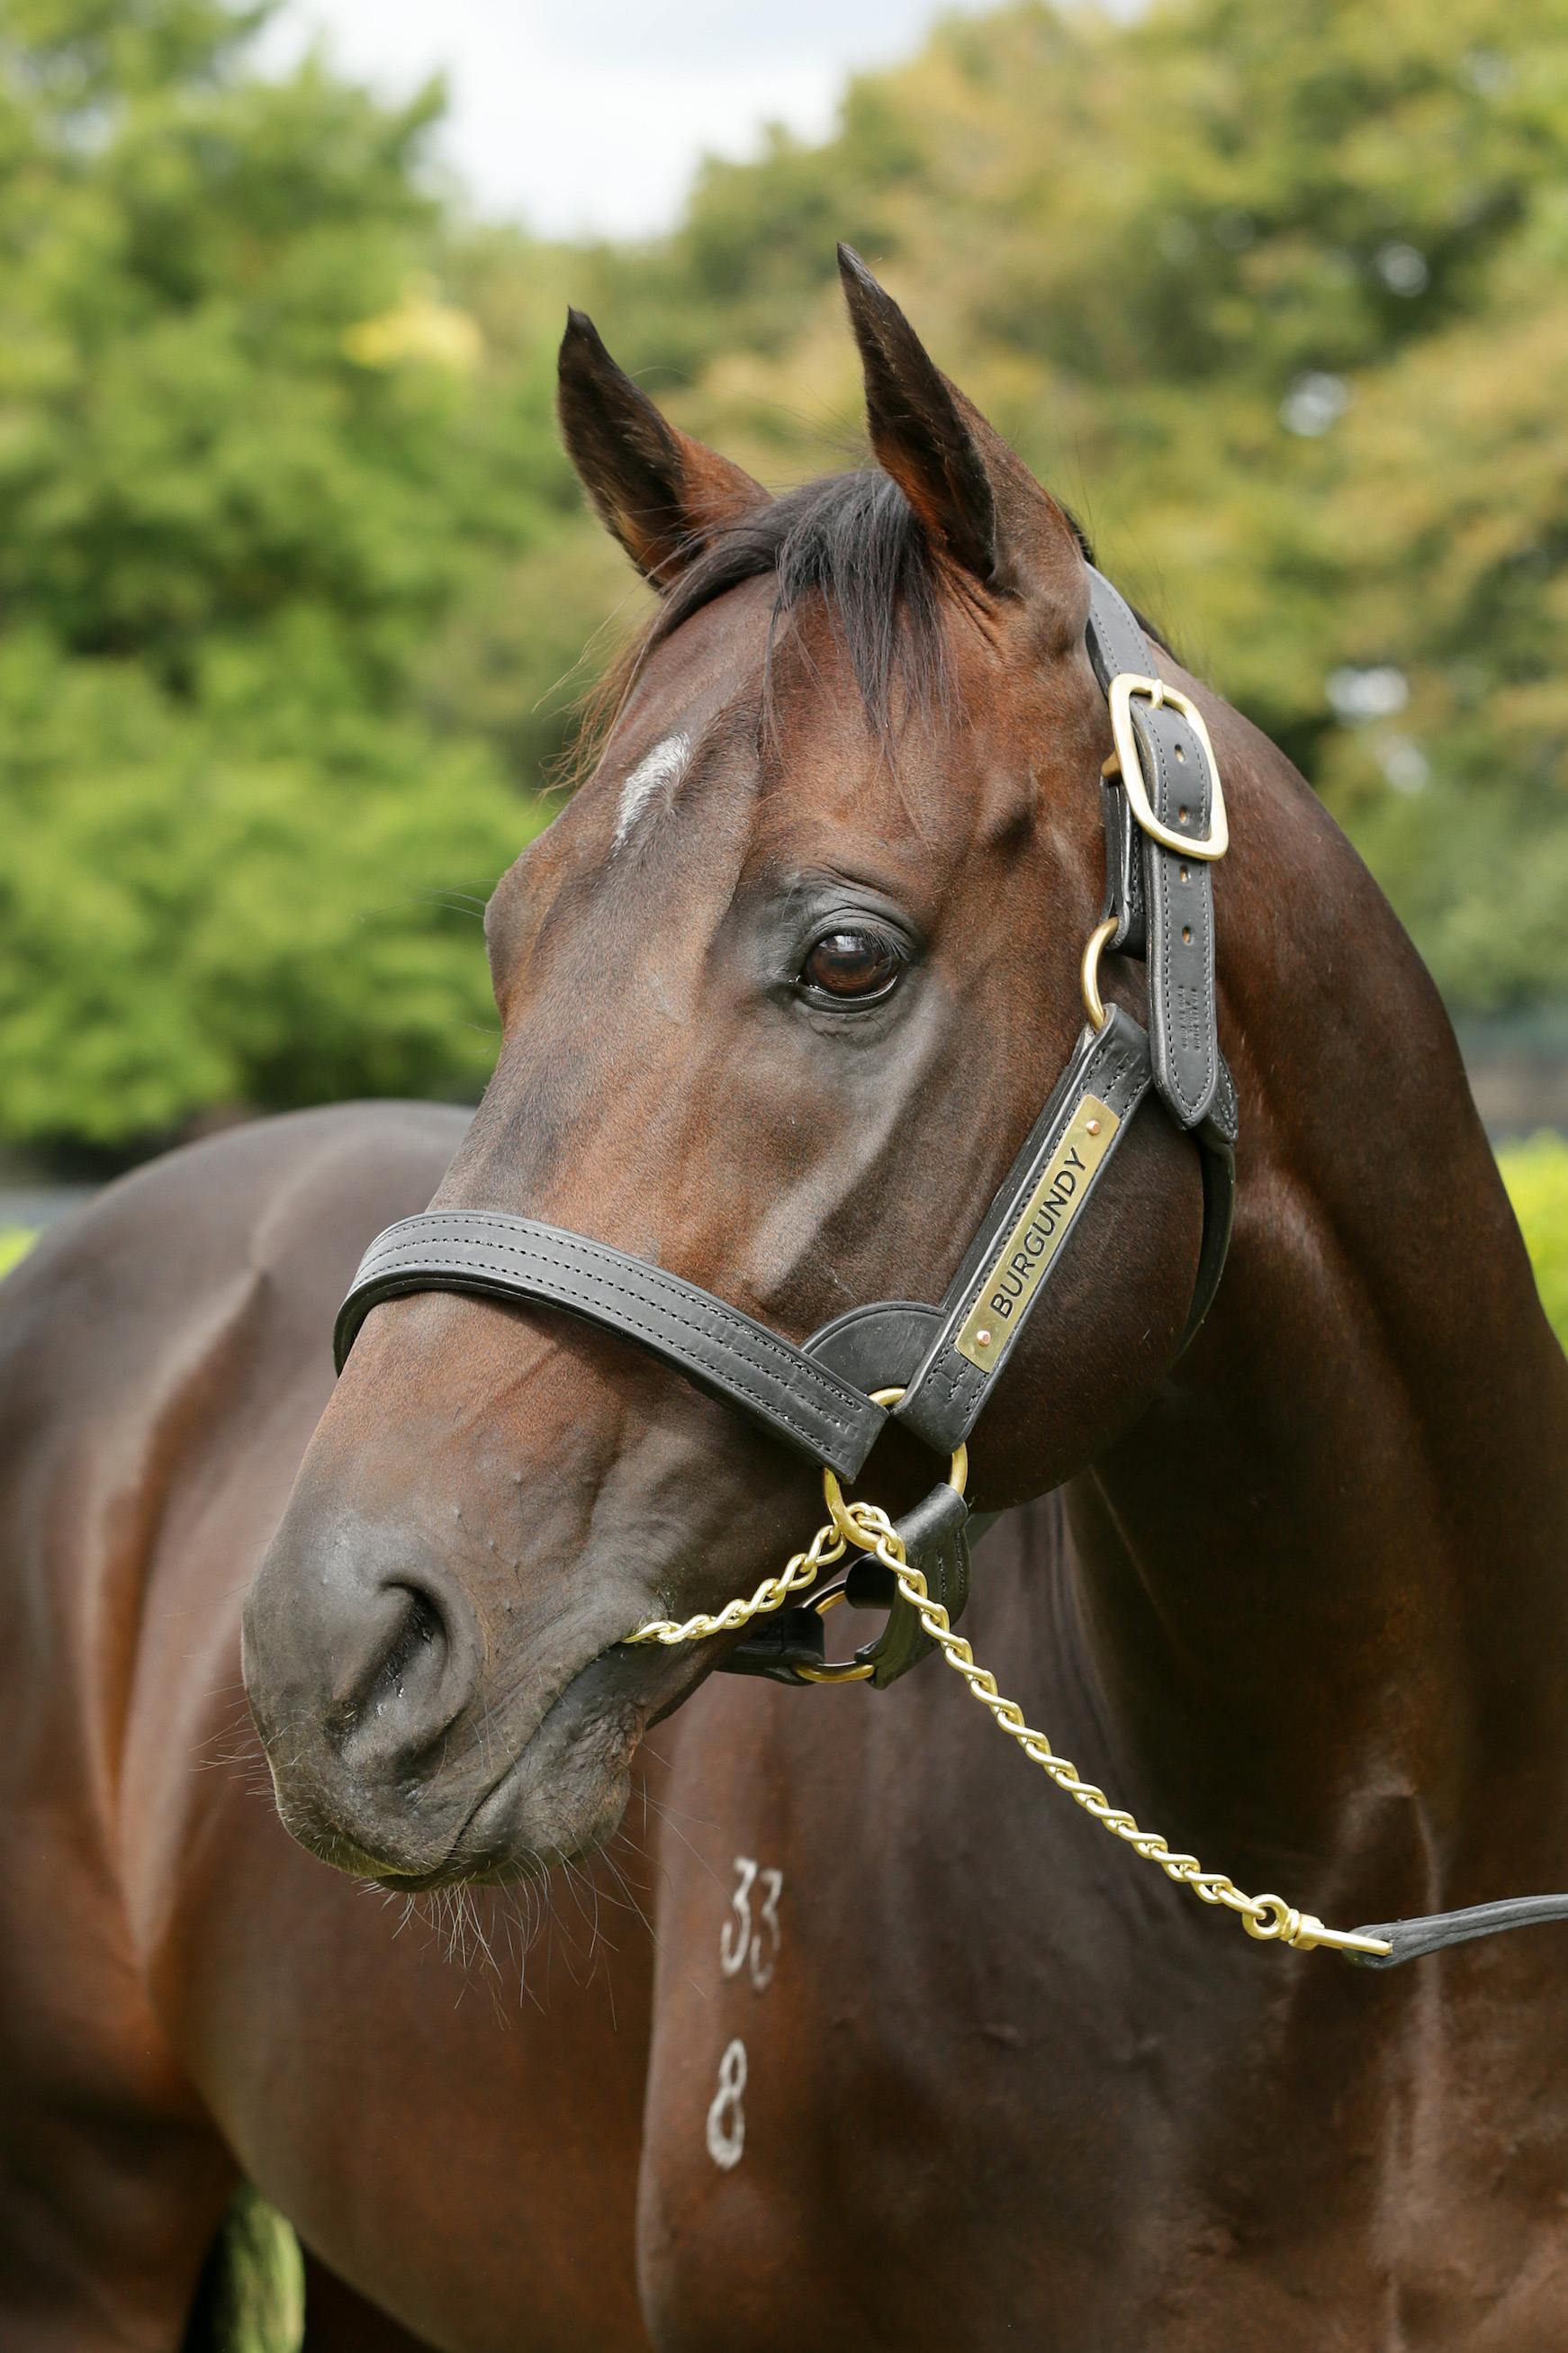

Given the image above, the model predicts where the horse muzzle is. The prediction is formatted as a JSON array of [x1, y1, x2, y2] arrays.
[[241, 1510, 700, 1884]]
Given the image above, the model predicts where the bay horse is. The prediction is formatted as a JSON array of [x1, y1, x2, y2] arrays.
[[4, 248, 1565, 2349], [0, 1103, 657, 2349]]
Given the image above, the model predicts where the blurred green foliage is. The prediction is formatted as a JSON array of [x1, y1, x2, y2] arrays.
[[179, 2184, 303, 2353], [0, 0, 586, 1148], [2, 0, 1567, 1152], [1500, 1131, 1568, 1346]]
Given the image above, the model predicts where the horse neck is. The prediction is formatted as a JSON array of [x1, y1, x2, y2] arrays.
[[1068, 733, 1568, 1877]]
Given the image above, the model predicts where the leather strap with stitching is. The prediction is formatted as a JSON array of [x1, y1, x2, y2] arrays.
[[334, 1211, 888, 1481], [1086, 568, 1223, 1131], [895, 1006, 1154, 1456]]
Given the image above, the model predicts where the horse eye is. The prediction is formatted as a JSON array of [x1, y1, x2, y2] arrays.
[[801, 929, 903, 1001]]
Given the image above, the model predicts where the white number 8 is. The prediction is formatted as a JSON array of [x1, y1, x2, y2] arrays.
[[706, 2038, 747, 2171]]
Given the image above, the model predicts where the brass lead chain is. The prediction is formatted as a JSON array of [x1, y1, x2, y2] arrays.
[[843, 1502, 1388, 1958], [627, 1516, 848, 1645], [627, 1472, 1391, 1963]]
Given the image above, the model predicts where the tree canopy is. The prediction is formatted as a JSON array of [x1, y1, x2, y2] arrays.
[[2, 0, 1566, 1154], [584, 0, 1568, 1011], [0, 0, 591, 1146]]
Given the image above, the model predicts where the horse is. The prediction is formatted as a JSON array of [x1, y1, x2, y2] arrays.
[[0, 1104, 655, 2348], [242, 245, 1568, 2340], [5, 242, 1566, 2348]]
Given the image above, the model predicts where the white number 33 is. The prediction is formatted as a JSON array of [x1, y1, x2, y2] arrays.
[[719, 1855, 783, 1990]]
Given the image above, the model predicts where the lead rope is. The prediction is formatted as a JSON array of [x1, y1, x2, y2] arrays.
[[627, 1461, 1391, 1962]]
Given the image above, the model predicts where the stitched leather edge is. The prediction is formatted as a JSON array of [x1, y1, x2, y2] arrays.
[[335, 1213, 887, 1478], [895, 1011, 1154, 1454], [1346, 1893, 1568, 1970]]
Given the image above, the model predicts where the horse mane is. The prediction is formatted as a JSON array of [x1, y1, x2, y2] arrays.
[[562, 468, 1105, 789]]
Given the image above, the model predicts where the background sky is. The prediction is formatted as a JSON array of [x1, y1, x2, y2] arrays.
[[257, 1, 1001, 239]]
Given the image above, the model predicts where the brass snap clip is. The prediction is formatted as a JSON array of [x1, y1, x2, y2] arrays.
[[1243, 1895, 1392, 1959], [799, 1386, 969, 1684]]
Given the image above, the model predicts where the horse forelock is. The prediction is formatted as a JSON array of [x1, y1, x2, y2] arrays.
[[648, 471, 951, 745], [574, 466, 1130, 790]]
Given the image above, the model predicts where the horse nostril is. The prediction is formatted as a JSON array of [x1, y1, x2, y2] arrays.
[[245, 1517, 486, 1821], [328, 1586, 439, 1737], [334, 1580, 480, 1774]]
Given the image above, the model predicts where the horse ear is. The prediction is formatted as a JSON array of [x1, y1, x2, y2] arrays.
[[557, 311, 769, 588], [836, 246, 1080, 594]]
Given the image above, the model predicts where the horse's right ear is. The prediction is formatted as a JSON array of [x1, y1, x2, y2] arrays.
[[557, 311, 769, 588]]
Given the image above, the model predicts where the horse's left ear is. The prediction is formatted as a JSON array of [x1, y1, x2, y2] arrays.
[[837, 247, 1084, 599], [557, 310, 769, 587]]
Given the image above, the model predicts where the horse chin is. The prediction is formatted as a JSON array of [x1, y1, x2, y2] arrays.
[[410, 1651, 650, 1888], [263, 1634, 710, 1891]]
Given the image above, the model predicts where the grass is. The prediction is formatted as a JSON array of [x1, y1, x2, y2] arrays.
[[0, 1227, 37, 1279], [1498, 1132, 1568, 1352]]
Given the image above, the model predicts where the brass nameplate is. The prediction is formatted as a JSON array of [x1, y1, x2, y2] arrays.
[[954, 1095, 1120, 1371]]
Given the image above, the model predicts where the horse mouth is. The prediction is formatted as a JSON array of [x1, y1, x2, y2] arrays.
[[400, 1651, 649, 1888], [277, 1626, 716, 1892]]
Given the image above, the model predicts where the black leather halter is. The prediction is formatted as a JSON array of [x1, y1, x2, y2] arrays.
[[334, 576, 1568, 1966], [337, 571, 1234, 1684]]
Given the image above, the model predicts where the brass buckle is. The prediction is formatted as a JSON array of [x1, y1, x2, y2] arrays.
[[1103, 673, 1228, 862]]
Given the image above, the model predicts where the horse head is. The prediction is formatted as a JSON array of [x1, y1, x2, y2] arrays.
[[241, 251, 1212, 1887]]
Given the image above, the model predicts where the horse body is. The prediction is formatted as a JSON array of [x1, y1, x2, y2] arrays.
[[0, 1106, 651, 2350], [648, 1502, 1568, 2353]]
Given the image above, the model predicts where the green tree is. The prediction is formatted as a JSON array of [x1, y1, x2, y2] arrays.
[[0, 0, 574, 1149], [6, 0, 1568, 1158]]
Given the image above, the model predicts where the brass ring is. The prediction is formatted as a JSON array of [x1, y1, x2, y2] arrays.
[[822, 1467, 884, 1551], [812, 1378, 967, 1683], [794, 1656, 875, 1683], [1242, 1895, 1294, 1943], [821, 1386, 969, 1552], [1080, 916, 1119, 1033]]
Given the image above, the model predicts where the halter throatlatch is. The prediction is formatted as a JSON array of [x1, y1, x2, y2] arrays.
[[342, 576, 1568, 1968]]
